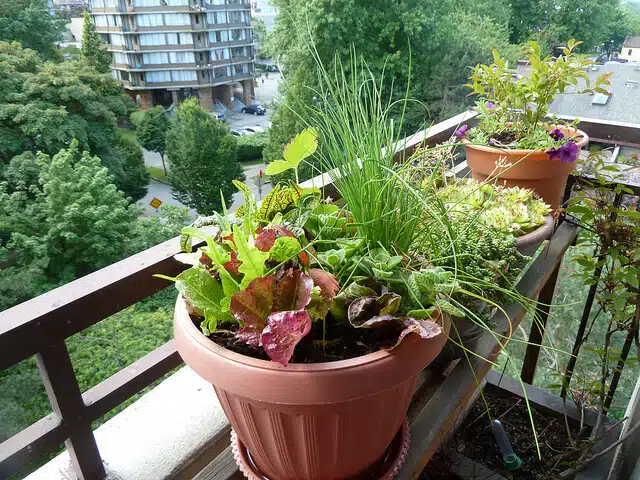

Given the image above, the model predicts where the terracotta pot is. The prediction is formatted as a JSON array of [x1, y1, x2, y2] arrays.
[[515, 214, 555, 257], [462, 127, 589, 211], [174, 296, 451, 480]]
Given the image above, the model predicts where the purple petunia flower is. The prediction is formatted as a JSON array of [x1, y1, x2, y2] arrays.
[[455, 124, 469, 139], [546, 141, 579, 164], [549, 129, 565, 141], [486, 102, 496, 110]]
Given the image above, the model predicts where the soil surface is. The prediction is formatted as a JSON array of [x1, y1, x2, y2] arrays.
[[196, 316, 408, 363], [488, 130, 519, 147], [422, 389, 581, 479]]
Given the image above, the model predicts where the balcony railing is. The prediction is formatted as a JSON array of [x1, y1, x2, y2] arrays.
[[1, 112, 639, 480]]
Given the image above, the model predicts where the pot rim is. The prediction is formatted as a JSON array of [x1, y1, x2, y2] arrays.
[[175, 295, 449, 373], [515, 214, 555, 248], [461, 126, 589, 157]]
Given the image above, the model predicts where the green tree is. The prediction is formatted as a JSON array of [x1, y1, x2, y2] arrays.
[[165, 98, 243, 214], [0, 42, 147, 198], [263, 67, 317, 182], [116, 133, 150, 202], [137, 106, 170, 174], [265, 0, 516, 162], [253, 19, 270, 58], [0, 0, 65, 59], [81, 10, 112, 73]]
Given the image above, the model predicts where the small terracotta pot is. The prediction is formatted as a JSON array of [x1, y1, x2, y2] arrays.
[[515, 214, 555, 257], [462, 127, 589, 211], [174, 296, 450, 480]]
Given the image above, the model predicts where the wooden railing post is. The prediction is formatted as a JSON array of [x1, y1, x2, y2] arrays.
[[520, 263, 561, 384], [36, 342, 106, 480]]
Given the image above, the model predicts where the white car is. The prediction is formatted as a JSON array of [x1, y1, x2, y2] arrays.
[[243, 126, 265, 134], [231, 129, 250, 136]]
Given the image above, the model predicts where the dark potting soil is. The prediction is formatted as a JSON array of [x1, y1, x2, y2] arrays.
[[422, 389, 581, 480], [194, 316, 405, 363], [488, 130, 519, 147]]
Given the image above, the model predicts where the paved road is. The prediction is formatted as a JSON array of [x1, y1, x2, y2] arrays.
[[139, 72, 281, 219]]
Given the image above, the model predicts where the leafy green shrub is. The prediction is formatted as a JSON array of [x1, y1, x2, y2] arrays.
[[237, 132, 269, 162], [130, 110, 145, 129]]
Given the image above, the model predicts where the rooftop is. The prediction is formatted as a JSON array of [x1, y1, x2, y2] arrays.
[[623, 36, 640, 48]]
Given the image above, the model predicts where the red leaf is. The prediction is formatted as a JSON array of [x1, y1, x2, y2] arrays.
[[309, 268, 340, 300], [224, 250, 242, 276], [230, 276, 275, 329], [261, 310, 312, 366], [255, 229, 277, 252], [235, 327, 262, 347], [199, 252, 213, 268], [273, 269, 313, 312], [392, 318, 442, 349], [298, 251, 309, 266], [269, 225, 295, 238]]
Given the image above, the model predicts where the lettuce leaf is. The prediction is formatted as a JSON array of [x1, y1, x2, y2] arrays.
[[261, 310, 312, 366]]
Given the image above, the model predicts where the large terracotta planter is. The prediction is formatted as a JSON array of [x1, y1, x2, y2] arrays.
[[174, 296, 451, 480], [462, 127, 589, 211]]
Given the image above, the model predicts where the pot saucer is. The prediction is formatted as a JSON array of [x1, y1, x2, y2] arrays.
[[231, 418, 411, 480]]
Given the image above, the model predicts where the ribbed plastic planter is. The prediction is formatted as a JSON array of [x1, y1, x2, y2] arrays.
[[174, 296, 451, 480]]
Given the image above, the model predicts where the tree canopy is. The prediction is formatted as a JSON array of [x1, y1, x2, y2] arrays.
[[0, 0, 65, 59], [166, 98, 244, 214], [0, 41, 147, 200], [137, 106, 171, 173], [81, 10, 112, 73]]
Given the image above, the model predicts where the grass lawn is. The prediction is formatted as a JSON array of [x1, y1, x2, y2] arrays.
[[118, 127, 138, 145], [146, 166, 170, 184]]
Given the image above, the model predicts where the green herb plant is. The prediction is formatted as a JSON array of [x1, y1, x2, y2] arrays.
[[465, 40, 612, 150]]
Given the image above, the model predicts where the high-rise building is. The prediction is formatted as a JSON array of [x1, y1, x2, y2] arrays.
[[89, 0, 256, 110]]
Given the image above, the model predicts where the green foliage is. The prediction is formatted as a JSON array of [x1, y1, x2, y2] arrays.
[[236, 132, 269, 162], [81, 10, 112, 73], [116, 133, 150, 202], [437, 179, 551, 235], [466, 41, 611, 149], [0, 142, 189, 310], [263, 67, 319, 183], [265, 128, 317, 182], [137, 106, 170, 172], [0, 0, 65, 58], [0, 42, 144, 197], [508, 0, 627, 53], [165, 98, 244, 215]]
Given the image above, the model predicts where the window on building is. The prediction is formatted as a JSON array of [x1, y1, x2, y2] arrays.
[[171, 70, 197, 82], [197, 34, 201, 42], [138, 14, 164, 27], [113, 52, 128, 64], [121, 70, 130, 81], [195, 15, 200, 24], [163, 13, 190, 26], [140, 33, 166, 45], [165, 0, 189, 4], [214, 66, 228, 78], [142, 52, 168, 64], [146, 70, 172, 83], [169, 51, 195, 63], [133, 0, 163, 6]]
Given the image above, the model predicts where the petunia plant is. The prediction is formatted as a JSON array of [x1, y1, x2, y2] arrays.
[[462, 40, 612, 156]]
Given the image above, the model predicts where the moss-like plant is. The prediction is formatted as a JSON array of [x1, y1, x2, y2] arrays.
[[437, 179, 551, 236]]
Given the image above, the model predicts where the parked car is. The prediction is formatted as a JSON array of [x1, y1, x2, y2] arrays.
[[231, 129, 250, 136], [211, 112, 226, 122], [242, 126, 265, 133], [241, 104, 267, 115]]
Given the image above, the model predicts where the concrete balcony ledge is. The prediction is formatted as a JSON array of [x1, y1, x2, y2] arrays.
[[26, 367, 230, 480]]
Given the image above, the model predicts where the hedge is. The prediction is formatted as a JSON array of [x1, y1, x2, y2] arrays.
[[237, 132, 269, 162]]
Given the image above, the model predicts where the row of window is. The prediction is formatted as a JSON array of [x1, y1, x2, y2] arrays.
[[112, 46, 251, 66], [103, 29, 250, 48], [91, 0, 249, 8], [111, 62, 251, 84]]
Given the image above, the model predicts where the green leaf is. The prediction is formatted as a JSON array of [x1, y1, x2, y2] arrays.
[[232, 225, 269, 288], [266, 159, 295, 175], [283, 128, 318, 166], [175, 268, 226, 316], [269, 236, 302, 263]]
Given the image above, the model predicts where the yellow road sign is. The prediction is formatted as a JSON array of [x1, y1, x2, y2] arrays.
[[149, 197, 163, 209]]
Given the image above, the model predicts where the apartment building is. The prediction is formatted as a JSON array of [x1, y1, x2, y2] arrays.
[[89, 0, 256, 110]]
